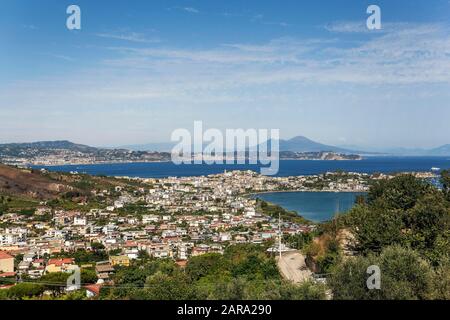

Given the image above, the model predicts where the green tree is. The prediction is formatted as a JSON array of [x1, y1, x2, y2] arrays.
[[441, 170, 450, 201], [279, 280, 327, 300], [316, 238, 341, 274], [137, 250, 150, 261], [81, 269, 98, 284], [368, 175, 429, 210], [433, 258, 450, 299], [186, 253, 227, 281], [0, 203, 8, 216], [38, 272, 70, 295], [113, 259, 178, 288], [283, 233, 313, 250], [0, 288, 7, 300], [59, 289, 87, 300], [143, 272, 196, 300], [329, 246, 436, 300], [405, 192, 450, 258], [347, 204, 405, 253], [7, 283, 45, 300]]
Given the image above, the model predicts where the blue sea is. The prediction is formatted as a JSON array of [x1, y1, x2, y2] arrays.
[[253, 192, 366, 222], [34, 157, 450, 178]]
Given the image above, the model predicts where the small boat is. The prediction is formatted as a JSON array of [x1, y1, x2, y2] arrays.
[[431, 167, 440, 172]]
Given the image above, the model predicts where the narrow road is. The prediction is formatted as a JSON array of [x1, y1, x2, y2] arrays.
[[276, 251, 312, 284]]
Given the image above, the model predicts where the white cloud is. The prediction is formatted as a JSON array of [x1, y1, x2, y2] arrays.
[[100, 23, 450, 86], [3, 22, 450, 145], [96, 32, 160, 44], [324, 21, 410, 33], [183, 7, 199, 14], [325, 21, 370, 33], [22, 24, 38, 30], [263, 21, 290, 27], [46, 54, 75, 62], [169, 6, 200, 14]]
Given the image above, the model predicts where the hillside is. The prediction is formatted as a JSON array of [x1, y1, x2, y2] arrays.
[[0, 164, 147, 203], [0, 140, 171, 166], [278, 136, 360, 153], [429, 144, 450, 156], [0, 164, 74, 199], [261, 136, 368, 154], [122, 136, 368, 154], [0, 140, 100, 157]]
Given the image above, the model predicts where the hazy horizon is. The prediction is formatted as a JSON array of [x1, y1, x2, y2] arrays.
[[1, 134, 449, 154]]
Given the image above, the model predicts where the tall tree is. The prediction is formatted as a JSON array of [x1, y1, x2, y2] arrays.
[[329, 246, 436, 300]]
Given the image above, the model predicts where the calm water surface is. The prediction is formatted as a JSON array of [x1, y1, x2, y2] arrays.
[[35, 157, 450, 178], [252, 191, 365, 222]]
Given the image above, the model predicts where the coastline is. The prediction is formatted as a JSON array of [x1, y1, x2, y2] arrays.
[[249, 190, 367, 223], [27, 157, 362, 167], [245, 190, 368, 197], [26, 159, 444, 183], [28, 160, 173, 167]]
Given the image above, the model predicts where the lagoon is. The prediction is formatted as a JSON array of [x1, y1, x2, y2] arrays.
[[253, 191, 366, 222]]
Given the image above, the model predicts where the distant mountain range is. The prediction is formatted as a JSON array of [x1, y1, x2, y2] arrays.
[[120, 136, 372, 154], [0, 140, 101, 155], [0, 140, 171, 166], [337, 144, 450, 157], [1, 137, 449, 162], [377, 145, 450, 156], [270, 136, 371, 154], [0, 140, 133, 158], [121, 136, 450, 156]]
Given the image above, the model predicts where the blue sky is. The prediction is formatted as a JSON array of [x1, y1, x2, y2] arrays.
[[1, 0, 450, 148]]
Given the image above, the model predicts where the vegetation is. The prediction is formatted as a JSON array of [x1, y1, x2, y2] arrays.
[[328, 245, 442, 300], [345, 174, 450, 264], [6, 283, 45, 300], [322, 173, 450, 299], [283, 233, 313, 250], [442, 170, 450, 201], [1, 166, 449, 301], [257, 199, 311, 224], [52, 247, 108, 265], [100, 244, 327, 300]]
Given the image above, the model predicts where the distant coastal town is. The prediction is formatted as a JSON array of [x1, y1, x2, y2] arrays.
[[0, 141, 362, 167]]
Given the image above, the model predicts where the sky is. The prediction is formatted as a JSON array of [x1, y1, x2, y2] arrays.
[[1, 0, 450, 149]]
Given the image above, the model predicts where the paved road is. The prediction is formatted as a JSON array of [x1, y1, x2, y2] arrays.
[[276, 251, 312, 284]]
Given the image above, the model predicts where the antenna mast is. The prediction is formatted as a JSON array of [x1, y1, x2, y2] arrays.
[[278, 212, 282, 260]]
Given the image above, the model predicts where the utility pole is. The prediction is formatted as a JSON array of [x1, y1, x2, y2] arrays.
[[278, 212, 282, 260]]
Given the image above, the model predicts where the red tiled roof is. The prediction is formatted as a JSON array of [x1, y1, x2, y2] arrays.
[[0, 272, 16, 278], [47, 258, 75, 266], [85, 284, 102, 295], [0, 252, 13, 260], [125, 241, 137, 246]]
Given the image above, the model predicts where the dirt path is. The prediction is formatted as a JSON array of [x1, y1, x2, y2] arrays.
[[276, 251, 312, 284]]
